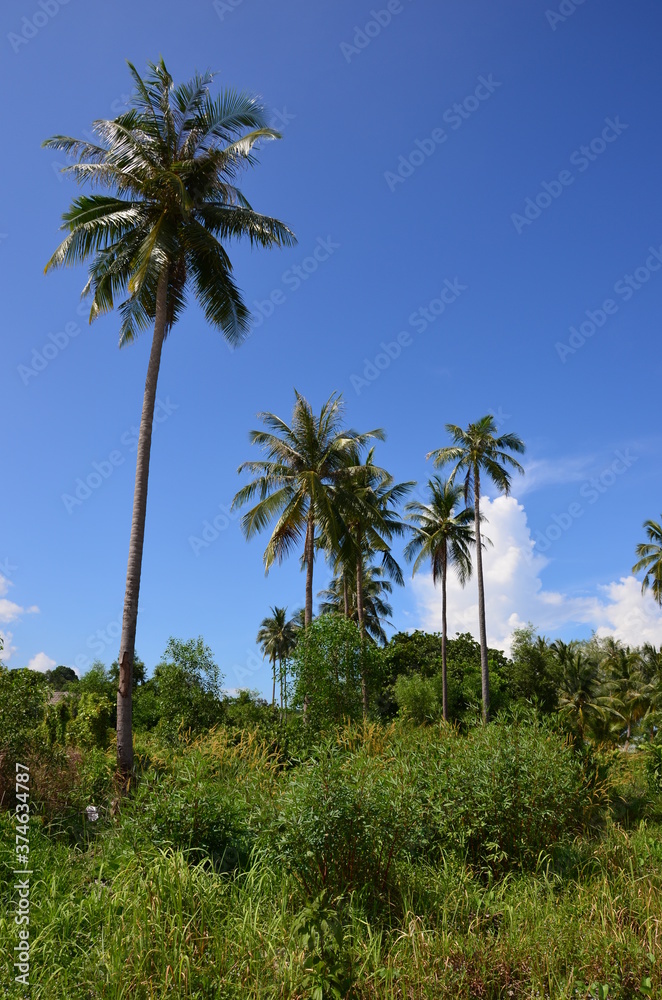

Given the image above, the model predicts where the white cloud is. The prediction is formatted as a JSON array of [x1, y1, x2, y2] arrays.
[[26, 652, 57, 674], [412, 495, 662, 653], [0, 574, 39, 625], [517, 455, 597, 495], [0, 630, 16, 662]]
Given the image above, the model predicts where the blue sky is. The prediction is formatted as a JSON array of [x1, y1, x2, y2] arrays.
[[2, 0, 661, 692]]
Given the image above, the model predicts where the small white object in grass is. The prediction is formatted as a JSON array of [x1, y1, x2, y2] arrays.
[[85, 805, 99, 822]]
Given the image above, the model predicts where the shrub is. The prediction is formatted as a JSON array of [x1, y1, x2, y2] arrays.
[[392, 672, 443, 724], [265, 729, 424, 901], [409, 713, 599, 871]]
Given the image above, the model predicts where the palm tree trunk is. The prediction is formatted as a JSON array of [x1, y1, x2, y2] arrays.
[[116, 270, 169, 774], [473, 466, 490, 724], [279, 656, 283, 712], [272, 655, 276, 707], [304, 510, 315, 626], [356, 546, 368, 719], [441, 548, 448, 722]]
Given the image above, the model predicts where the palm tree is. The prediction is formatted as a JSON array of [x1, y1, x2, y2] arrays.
[[232, 391, 383, 625], [318, 563, 395, 645], [633, 517, 662, 606], [556, 649, 603, 741], [256, 606, 297, 709], [404, 478, 475, 721], [428, 416, 525, 723], [327, 449, 411, 714], [44, 59, 296, 773], [602, 639, 651, 746]]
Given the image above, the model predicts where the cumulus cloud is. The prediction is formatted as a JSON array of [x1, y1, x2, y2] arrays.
[[0, 574, 39, 625], [0, 630, 16, 662], [26, 652, 57, 673], [412, 495, 662, 653]]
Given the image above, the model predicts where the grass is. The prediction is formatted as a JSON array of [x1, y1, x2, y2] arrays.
[[0, 726, 661, 999]]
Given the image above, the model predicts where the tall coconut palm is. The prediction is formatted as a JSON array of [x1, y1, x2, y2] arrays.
[[428, 416, 525, 723], [633, 517, 662, 606], [256, 606, 297, 708], [232, 391, 383, 625], [328, 449, 412, 714], [44, 59, 296, 772], [318, 563, 395, 645], [404, 478, 475, 721]]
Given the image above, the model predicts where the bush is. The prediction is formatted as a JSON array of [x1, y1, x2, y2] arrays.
[[392, 672, 444, 724], [265, 727, 425, 901], [67, 692, 113, 749], [410, 713, 599, 871]]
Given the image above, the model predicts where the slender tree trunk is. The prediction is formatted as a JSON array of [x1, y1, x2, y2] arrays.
[[116, 270, 169, 774], [272, 655, 276, 707], [356, 544, 368, 719], [441, 548, 448, 723], [279, 657, 283, 712], [343, 574, 350, 618], [473, 467, 490, 724], [304, 510, 315, 626]]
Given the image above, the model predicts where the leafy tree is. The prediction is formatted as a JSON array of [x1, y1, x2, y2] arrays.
[[153, 636, 225, 736], [290, 616, 381, 728], [404, 477, 475, 721], [44, 58, 295, 773], [44, 665, 79, 690], [256, 606, 297, 708], [428, 416, 525, 722], [78, 660, 114, 697], [506, 626, 560, 713], [233, 391, 381, 626], [633, 516, 662, 606]]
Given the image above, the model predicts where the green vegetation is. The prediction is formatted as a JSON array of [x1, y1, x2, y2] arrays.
[[2, 623, 662, 998]]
